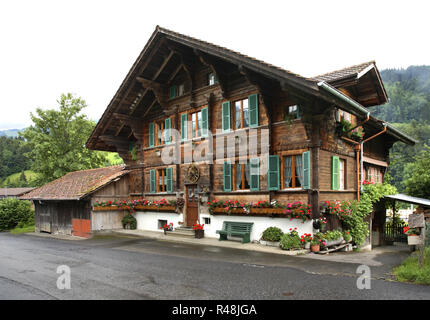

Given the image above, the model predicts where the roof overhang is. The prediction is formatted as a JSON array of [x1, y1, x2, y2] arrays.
[[385, 194, 430, 208], [317, 81, 416, 146]]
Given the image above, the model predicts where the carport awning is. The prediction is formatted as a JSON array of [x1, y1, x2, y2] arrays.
[[384, 194, 430, 208]]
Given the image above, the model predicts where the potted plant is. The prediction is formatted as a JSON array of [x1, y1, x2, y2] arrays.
[[310, 238, 321, 252], [193, 223, 205, 238], [260, 227, 283, 247], [403, 226, 422, 245], [300, 233, 313, 249], [343, 230, 352, 243], [279, 228, 301, 251], [121, 213, 137, 230], [162, 222, 174, 235]]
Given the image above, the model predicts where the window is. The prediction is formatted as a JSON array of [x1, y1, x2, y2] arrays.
[[191, 110, 202, 138], [158, 168, 167, 192], [178, 84, 185, 96], [234, 99, 249, 129], [235, 162, 251, 190], [222, 94, 258, 132], [366, 166, 382, 184], [203, 217, 211, 225], [156, 121, 164, 145], [208, 73, 218, 86], [282, 154, 304, 189], [338, 109, 352, 122], [339, 159, 346, 190], [287, 105, 300, 119]]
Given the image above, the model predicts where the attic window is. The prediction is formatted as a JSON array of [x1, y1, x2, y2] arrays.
[[178, 84, 185, 96], [208, 73, 218, 86]]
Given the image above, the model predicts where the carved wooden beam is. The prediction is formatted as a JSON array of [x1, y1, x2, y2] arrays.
[[113, 113, 144, 142], [238, 65, 275, 125], [136, 77, 168, 110], [152, 50, 175, 81], [99, 135, 130, 160], [193, 49, 228, 98]]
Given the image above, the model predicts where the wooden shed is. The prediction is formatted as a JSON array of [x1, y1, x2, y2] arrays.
[[21, 166, 131, 238]]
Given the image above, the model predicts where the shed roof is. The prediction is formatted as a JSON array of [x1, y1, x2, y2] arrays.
[[385, 194, 430, 208], [20, 166, 129, 201], [0, 188, 35, 197], [313, 61, 376, 82]]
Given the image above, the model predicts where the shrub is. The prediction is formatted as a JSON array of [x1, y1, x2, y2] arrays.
[[121, 213, 137, 229], [261, 227, 283, 242], [280, 228, 301, 250], [0, 198, 34, 231], [323, 230, 343, 241]]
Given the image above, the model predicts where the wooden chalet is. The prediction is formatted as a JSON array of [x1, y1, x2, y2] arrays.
[[85, 26, 415, 244]]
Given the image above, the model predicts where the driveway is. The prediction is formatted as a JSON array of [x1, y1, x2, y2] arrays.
[[0, 232, 428, 300]]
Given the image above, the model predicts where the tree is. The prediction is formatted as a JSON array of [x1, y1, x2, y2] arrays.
[[403, 147, 430, 199], [20, 93, 109, 186]]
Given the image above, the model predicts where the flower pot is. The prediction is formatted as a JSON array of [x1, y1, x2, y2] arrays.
[[408, 234, 422, 245], [195, 229, 204, 239], [311, 244, 320, 252]]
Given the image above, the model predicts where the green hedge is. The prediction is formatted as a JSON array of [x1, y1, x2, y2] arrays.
[[0, 198, 34, 231]]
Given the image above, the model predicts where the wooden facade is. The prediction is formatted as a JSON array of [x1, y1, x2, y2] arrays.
[[86, 26, 415, 230]]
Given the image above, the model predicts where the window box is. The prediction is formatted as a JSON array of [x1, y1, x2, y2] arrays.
[[93, 206, 126, 212], [134, 205, 177, 212]]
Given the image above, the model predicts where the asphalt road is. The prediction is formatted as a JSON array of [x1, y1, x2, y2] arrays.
[[0, 232, 429, 300]]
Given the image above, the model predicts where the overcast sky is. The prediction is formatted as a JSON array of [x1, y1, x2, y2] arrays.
[[1, 0, 429, 130]]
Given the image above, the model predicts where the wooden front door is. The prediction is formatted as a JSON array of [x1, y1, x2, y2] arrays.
[[186, 185, 199, 227]]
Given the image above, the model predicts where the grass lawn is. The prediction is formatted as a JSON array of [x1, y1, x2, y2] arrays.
[[393, 247, 430, 285], [0, 170, 40, 187], [9, 224, 35, 234]]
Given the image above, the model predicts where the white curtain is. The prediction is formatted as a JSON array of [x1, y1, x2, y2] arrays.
[[284, 157, 292, 188], [295, 155, 303, 187]]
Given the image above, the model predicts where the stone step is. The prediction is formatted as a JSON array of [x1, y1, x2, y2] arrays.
[[165, 228, 195, 238]]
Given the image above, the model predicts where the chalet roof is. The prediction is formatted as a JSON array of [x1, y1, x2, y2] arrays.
[[313, 61, 376, 82], [86, 25, 413, 150], [20, 166, 129, 201], [0, 188, 35, 197]]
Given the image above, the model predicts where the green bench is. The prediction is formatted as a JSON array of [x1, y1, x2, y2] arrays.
[[216, 221, 254, 243]]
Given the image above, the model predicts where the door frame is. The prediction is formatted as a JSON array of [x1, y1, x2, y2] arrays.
[[184, 184, 199, 227]]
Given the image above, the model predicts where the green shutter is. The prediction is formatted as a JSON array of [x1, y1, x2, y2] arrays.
[[164, 118, 171, 144], [302, 151, 311, 190], [201, 107, 209, 137], [150, 169, 156, 193], [250, 158, 260, 191], [296, 105, 301, 119], [149, 122, 155, 147], [332, 156, 340, 190], [222, 101, 231, 132], [248, 94, 259, 128], [267, 155, 280, 191], [181, 113, 187, 141], [170, 85, 177, 99], [166, 167, 173, 193], [223, 161, 232, 191]]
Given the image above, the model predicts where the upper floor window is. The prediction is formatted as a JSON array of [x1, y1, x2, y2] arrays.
[[235, 162, 250, 190], [191, 110, 202, 138], [234, 98, 249, 129], [156, 121, 164, 145], [331, 156, 347, 190], [158, 168, 167, 192], [169, 84, 185, 99], [221, 94, 258, 132], [287, 105, 300, 120], [208, 73, 218, 86], [338, 109, 352, 122]]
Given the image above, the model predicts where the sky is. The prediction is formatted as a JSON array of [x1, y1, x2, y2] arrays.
[[1, 0, 429, 130]]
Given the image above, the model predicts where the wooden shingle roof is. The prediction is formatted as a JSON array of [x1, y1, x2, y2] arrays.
[[20, 166, 129, 201], [312, 61, 376, 82]]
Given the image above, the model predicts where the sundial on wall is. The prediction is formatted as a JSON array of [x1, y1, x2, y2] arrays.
[[186, 164, 200, 184]]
